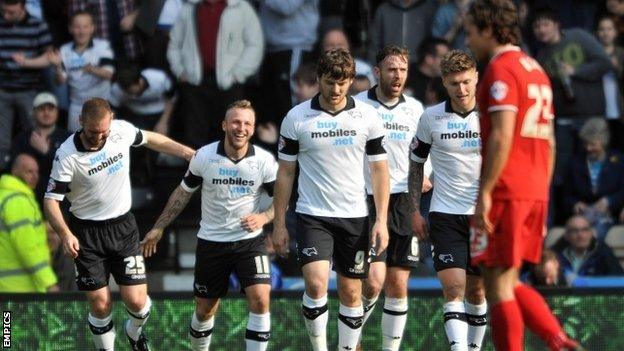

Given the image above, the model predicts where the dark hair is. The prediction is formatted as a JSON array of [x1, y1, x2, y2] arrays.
[[375, 45, 410, 67], [530, 6, 560, 26], [440, 50, 477, 76], [293, 62, 318, 86], [468, 0, 522, 45], [114, 63, 142, 91], [0, 0, 25, 6], [316, 48, 355, 80], [417, 37, 449, 65], [69, 9, 95, 24], [81, 97, 112, 121], [595, 14, 618, 32]]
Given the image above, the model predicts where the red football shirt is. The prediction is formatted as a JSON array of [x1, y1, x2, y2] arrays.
[[477, 47, 554, 201]]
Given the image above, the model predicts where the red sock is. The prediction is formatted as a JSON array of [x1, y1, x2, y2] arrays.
[[514, 283, 568, 350], [490, 300, 524, 351]]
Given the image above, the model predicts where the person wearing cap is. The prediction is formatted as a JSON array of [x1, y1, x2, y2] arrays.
[[10, 92, 71, 204]]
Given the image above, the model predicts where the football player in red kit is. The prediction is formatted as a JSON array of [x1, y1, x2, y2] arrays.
[[465, 0, 584, 350]]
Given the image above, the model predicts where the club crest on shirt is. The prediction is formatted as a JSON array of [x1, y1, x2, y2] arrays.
[[347, 110, 363, 119], [490, 80, 508, 101], [246, 159, 259, 172], [110, 133, 122, 143]]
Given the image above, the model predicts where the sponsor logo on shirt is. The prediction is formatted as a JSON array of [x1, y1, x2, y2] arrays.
[[87, 152, 124, 176], [440, 122, 481, 148], [310, 121, 357, 146]]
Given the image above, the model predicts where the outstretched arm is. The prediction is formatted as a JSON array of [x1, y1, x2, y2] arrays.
[[142, 130, 195, 162], [141, 185, 194, 257]]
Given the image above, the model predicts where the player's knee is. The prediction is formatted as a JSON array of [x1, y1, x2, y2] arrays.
[[363, 277, 383, 298], [466, 285, 486, 304], [89, 297, 112, 317], [249, 296, 270, 314], [124, 295, 147, 312], [195, 298, 219, 320], [305, 279, 327, 298], [384, 275, 407, 297], [338, 285, 360, 305], [442, 280, 465, 301]]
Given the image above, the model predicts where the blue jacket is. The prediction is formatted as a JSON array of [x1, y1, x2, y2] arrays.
[[259, 0, 319, 52], [563, 151, 624, 218], [553, 237, 623, 277]]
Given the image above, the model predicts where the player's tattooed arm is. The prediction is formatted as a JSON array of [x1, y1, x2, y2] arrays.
[[143, 185, 193, 257], [240, 204, 274, 232], [408, 160, 428, 239], [153, 185, 193, 230], [408, 160, 424, 213]]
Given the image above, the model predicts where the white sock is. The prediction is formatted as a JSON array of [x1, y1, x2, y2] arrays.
[[465, 301, 487, 350], [358, 294, 379, 344], [381, 297, 408, 351], [362, 294, 379, 326], [88, 313, 116, 351], [245, 312, 270, 351], [443, 301, 468, 351], [302, 292, 328, 351], [125, 295, 152, 341], [190, 312, 214, 351], [337, 304, 364, 351]]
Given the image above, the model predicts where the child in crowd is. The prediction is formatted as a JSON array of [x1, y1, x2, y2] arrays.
[[48, 10, 114, 131]]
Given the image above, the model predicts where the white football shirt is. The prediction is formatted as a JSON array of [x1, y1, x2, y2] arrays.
[[355, 87, 425, 194], [45, 119, 145, 220], [181, 141, 278, 242], [410, 101, 481, 214], [279, 95, 387, 218]]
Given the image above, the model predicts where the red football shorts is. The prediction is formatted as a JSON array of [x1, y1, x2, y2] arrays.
[[471, 199, 547, 268]]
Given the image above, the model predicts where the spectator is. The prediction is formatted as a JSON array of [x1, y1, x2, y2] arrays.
[[10, 92, 71, 204], [259, 0, 319, 125], [0, 0, 52, 170], [68, 0, 140, 60], [431, 0, 471, 49], [521, 249, 566, 287], [596, 14, 624, 150], [321, 28, 376, 86], [532, 7, 612, 217], [0, 154, 58, 293], [405, 37, 449, 102], [45, 221, 77, 291], [601, 0, 624, 46], [349, 75, 372, 95], [128, 0, 183, 73], [46, 10, 114, 131], [110, 63, 174, 134], [368, 0, 438, 64], [553, 215, 624, 278], [167, 0, 263, 149], [563, 118, 624, 240], [293, 62, 319, 104], [110, 63, 175, 185]]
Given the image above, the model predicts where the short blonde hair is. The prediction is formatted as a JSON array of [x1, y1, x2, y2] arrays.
[[440, 50, 477, 77], [225, 100, 255, 122]]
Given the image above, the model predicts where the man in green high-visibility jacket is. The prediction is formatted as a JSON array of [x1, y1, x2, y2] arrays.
[[0, 153, 58, 292]]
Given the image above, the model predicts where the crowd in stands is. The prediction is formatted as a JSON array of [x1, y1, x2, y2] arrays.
[[2, 0, 624, 292]]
